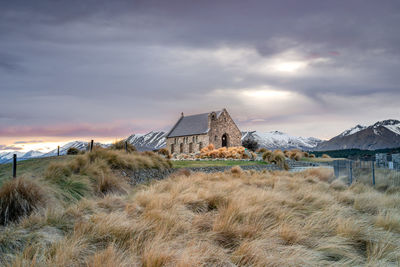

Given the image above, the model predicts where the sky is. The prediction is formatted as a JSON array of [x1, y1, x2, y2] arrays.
[[1, 0, 400, 152]]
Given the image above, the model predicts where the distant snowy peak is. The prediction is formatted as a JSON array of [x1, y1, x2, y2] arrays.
[[242, 131, 322, 150], [0, 150, 44, 164], [316, 119, 400, 151], [339, 120, 400, 138], [22, 150, 45, 158], [43, 141, 91, 157], [126, 131, 166, 151], [373, 119, 400, 136], [339, 125, 367, 137]]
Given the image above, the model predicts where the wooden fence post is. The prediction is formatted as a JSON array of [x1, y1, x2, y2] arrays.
[[348, 161, 353, 185], [12, 154, 17, 178], [372, 161, 376, 186], [333, 160, 339, 178], [57, 146, 60, 156], [125, 141, 128, 153], [90, 140, 94, 152]]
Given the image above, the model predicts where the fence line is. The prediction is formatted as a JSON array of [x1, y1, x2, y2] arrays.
[[331, 159, 400, 187]]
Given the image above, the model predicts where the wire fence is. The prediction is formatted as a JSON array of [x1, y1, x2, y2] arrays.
[[332, 160, 400, 187]]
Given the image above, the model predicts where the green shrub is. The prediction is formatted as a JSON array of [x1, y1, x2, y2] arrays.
[[45, 162, 92, 202], [242, 139, 259, 152], [67, 147, 80, 155]]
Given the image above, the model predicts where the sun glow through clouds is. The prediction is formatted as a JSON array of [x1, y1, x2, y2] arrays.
[[273, 61, 308, 72], [242, 89, 291, 99]]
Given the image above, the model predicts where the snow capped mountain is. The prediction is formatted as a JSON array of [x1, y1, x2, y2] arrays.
[[42, 141, 93, 157], [0, 151, 25, 164], [339, 125, 367, 137], [126, 131, 166, 151], [316, 119, 400, 150], [1, 119, 398, 164], [126, 130, 322, 151], [372, 119, 400, 136], [0, 141, 108, 164], [0, 151, 43, 164], [242, 131, 322, 150], [22, 150, 45, 158]]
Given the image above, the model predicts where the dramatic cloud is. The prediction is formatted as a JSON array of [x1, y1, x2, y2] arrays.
[[14, 140, 44, 144], [0, 0, 399, 143], [0, 145, 23, 151]]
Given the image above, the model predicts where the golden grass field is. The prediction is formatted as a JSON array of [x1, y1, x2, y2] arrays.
[[0, 154, 399, 266]]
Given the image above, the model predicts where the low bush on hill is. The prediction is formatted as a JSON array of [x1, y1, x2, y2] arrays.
[[66, 147, 80, 155], [109, 140, 137, 153], [242, 139, 259, 152]]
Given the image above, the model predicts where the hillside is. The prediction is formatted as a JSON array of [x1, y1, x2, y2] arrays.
[[317, 119, 400, 151]]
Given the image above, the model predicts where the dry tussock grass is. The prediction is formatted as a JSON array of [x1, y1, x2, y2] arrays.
[[262, 150, 289, 170], [1, 167, 399, 266], [109, 139, 137, 153], [0, 178, 48, 225], [198, 144, 248, 159]]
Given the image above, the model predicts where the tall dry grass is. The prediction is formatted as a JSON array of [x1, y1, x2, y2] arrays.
[[262, 150, 289, 170], [198, 145, 248, 159], [0, 178, 47, 225], [1, 167, 398, 266], [0, 148, 172, 228], [109, 139, 137, 153]]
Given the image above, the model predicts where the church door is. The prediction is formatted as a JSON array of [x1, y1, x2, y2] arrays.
[[222, 134, 228, 147]]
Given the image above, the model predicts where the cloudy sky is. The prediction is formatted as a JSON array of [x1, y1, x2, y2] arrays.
[[1, 0, 399, 151]]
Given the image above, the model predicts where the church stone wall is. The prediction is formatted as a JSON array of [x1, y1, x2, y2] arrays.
[[166, 134, 209, 154], [166, 108, 242, 154], [208, 109, 242, 149]]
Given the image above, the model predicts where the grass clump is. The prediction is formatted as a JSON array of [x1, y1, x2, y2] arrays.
[[0, 178, 47, 225], [262, 150, 289, 170], [88, 148, 171, 170], [157, 148, 171, 159], [198, 145, 248, 159], [109, 140, 137, 153]]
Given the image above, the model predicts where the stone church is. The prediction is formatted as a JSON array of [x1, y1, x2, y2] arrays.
[[166, 108, 242, 154]]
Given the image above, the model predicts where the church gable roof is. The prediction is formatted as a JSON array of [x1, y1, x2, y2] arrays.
[[166, 110, 222, 138]]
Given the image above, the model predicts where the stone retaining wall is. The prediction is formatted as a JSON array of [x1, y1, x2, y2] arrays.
[[126, 164, 281, 185]]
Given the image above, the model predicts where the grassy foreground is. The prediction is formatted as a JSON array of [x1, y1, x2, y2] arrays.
[[0, 164, 399, 266]]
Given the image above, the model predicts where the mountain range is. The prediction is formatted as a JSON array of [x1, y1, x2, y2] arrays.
[[1, 119, 399, 163], [315, 119, 400, 151], [0, 141, 91, 164]]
